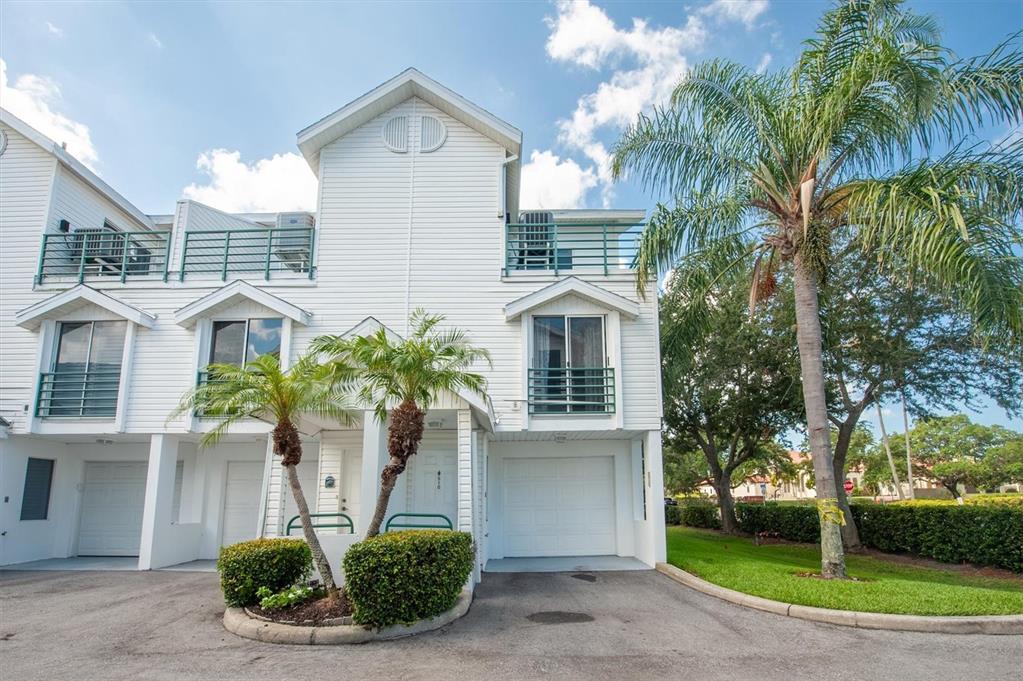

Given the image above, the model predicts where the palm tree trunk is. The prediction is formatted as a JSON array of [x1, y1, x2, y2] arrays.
[[875, 401, 904, 500], [900, 388, 915, 500], [285, 464, 340, 601], [364, 398, 426, 538], [792, 255, 847, 579]]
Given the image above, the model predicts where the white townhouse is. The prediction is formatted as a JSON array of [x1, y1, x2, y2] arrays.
[[0, 69, 666, 582]]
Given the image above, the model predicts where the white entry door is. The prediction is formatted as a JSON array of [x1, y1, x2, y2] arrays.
[[412, 449, 458, 529], [502, 456, 615, 557], [340, 454, 362, 533], [221, 461, 263, 546], [78, 461, 148, 556]]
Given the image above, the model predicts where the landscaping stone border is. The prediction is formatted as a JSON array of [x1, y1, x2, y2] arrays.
[[656, 563, 1023, 635], [223, 589, 472, 644]]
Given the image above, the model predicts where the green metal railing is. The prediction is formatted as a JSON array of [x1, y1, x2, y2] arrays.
[[180, 227, 315, 281], [286, 513, 355, 535], [384, 513, 454, 532], [504, 222, 641, 275], [35, 368, 121, 417], [528, 367, 615, 414], [36, 229, 171, 284]]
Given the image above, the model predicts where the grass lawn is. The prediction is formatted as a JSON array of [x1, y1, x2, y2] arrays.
[[666, 526, 1023, 616]]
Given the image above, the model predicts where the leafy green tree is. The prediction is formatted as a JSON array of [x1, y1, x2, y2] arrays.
[[173, 353, 354, 603], [811, 243, 1023, 544], [312, 310, 490, 537], [661, 263, 803, 533], [612, 0, 1023, 577], [663, 447, 712, 497]]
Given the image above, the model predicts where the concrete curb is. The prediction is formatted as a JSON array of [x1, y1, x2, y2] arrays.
[[223, 588, 472, 644], [656, 563, 1023, 635]]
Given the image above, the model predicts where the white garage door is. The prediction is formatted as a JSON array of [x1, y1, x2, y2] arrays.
[[221, 461, 263, 547], [502, 456, 616, 557], [78, 461, 148, 556]]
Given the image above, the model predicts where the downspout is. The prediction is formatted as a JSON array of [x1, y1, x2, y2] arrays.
[[404, 99, 418, 334]]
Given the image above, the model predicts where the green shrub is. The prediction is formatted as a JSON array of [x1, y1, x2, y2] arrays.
[[679, 503, 721, 529], [256, 584, 324, 610], [853, 503, 1023, 572], [665, 504, 683, 525], [217, 538, 312, 607], [893, 494, 1023, 508], [343, 530, 474, 627], [735, 502, 820, 543]]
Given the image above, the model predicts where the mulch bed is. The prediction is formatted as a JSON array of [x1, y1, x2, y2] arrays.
[[249, 595, 353, 626]]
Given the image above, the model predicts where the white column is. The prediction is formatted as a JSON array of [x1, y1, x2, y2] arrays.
[[456, 409, 473, 534], [359, 411, 387, 537], [643, 430, 667, 564], [139, 434, 180, 570]]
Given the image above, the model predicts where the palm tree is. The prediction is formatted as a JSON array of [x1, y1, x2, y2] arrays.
[[312, 309, 490, 538], [172, 353, 355, 602], [611, 0, 1023, 578]]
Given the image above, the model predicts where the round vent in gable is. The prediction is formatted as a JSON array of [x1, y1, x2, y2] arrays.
[[381, 115, 409, 153], [420, 115, 447, 153]]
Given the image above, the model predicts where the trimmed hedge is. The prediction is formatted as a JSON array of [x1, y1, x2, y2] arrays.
[[854, 503, 1022, 572], [342, 530, 474, 627], [680, 503, 721, 529], [735, 503, 820, 543], [217, 538, 312, 607], [733, 501, 1023, 572], [665, 504, 683, 525]]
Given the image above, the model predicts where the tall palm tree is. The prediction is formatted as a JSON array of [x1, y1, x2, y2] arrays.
[[172, 353, 355, 602], [612, 0, 1023, 578], [312, 309, 490, 538]]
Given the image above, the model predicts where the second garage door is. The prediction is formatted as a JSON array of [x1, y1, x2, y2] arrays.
[[78, 461, 148, 556], [221, 461, 263, 546], [502, 456, 615, 557]]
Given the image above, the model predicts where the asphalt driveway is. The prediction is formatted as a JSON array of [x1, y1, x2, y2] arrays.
[[0, 568, 1019, 681]]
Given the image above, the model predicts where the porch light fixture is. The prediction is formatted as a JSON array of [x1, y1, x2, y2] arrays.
[[324, 475, 336, 489]]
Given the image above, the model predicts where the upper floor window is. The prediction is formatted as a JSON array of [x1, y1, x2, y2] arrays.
[[209, 318, 283, 366], [530, 315, 613, 414], [37, 320, 126, 417]]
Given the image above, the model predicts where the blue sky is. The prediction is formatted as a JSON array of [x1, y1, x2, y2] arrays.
[[1, 0, 1020, 433]]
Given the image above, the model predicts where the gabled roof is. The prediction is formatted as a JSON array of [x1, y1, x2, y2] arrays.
[[296, 68, 522, 173], [339, 316, 495, 431], [15, 286, 156, 330], [0, 108, 154, 230], [504, 277, 641, 321], [174, 281, 312, 328]]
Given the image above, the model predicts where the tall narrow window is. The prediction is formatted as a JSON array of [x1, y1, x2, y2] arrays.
[[20, 458, 54, 520], [40, 321, 126, 417], [531, 315, 608, 413]]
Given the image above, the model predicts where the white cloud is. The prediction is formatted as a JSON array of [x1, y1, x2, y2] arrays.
[[181, 149, 317, 213], [519, 149, 599, 209], [0, 59, 99, 170], [755, 52, 773, 74], [699, 0, 769, 29], [148, 33, 163, 49], [45, 21, 63, 38]]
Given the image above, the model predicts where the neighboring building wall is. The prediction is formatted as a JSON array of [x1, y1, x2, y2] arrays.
[[0, 122, 58, 430]]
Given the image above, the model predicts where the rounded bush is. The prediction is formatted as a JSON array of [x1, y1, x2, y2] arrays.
[[343, 530, 474, 627], [216, 538, 312, 607], [679, 503, 721, 529]]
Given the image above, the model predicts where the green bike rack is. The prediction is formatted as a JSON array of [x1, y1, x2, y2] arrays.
[[286, 512, 355, 536], [384, 513, 453, 532]]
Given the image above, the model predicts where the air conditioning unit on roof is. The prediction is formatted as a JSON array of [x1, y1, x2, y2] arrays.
[[274, 212, 315, 272]]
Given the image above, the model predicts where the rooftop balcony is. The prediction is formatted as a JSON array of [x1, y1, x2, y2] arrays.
[[504, 221, 642, 276], [36, 229, 172, 285]]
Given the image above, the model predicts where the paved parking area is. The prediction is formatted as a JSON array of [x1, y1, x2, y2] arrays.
[[0, 568, 1019, 681]]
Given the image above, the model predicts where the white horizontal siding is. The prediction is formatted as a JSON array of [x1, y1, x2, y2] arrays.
[[0, 96, 661, 438]]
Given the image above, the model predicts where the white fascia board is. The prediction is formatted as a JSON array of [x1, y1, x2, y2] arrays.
[[15, 285, 157, 330], [546, 209, 647, 224], [173, 281, 312, 328], [504, 277, 641, 321], [296, 68, 522, 173], [339, 316, 402, 341], [1, 108, 154, 231]]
